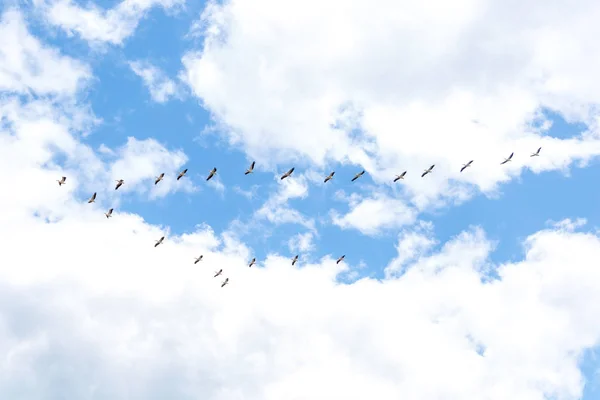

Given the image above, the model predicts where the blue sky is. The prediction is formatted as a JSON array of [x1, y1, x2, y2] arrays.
[[3, 0, 600, 398]]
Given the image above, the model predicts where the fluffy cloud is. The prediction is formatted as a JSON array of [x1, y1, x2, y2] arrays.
[[331, 191, 417, 235], [254, 172, 315, 230], [129, 60, 180, 103], [0, 9, 91, 97], [288, 231, 316, 254], [181, 0, 600, 213], [35, 0, 184, 46], [4, 1, 600, 399], [3, 177, 600, 399]]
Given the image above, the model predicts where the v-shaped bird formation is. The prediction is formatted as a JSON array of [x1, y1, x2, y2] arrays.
[[57, 147, 544, 288]]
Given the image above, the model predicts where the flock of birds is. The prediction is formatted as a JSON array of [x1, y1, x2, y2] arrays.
[[56, 147, 543, 288]]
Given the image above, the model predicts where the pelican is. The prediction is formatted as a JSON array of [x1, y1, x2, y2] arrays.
[[206, 168, 217, 181], [324, 171, 335, 183], [292, 255, 299, 265], [87, 192, 96, 203], [221, 278, 229, 288], [500, 152, 514, 165], [421, 165, 435, 177], [115, 179, 124, 190], [155, 173, 164, 185], [154, 236, 164, 247], [280, 168, 294, 180], [460, 160, 474, 173], [351, 170, 365, 182], [194, 255, 203, 264], [177, 168, 188, 180], [336, 255, 345, 264], [105, 208, 113, 218], [248, 257, 256, 268], [214, 269, 223, 278], [57, 176, 66, 186], [393, 171, 407, 182], [245, 161, 255, 175], [531, 147, 541, 157]]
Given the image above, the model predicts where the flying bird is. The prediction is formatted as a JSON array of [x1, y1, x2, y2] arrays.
[[245, 161, 255, 175], [154, 236, 164, 247], [324, 171, 335, 183], [177, 168, 188, 180], [57, 176, 66, 186], [421, 165, 435, 177], [393, 171, 407, 182], [214, 269, 223, 278], [206, 168, 217, 181], [248, 258, 256, 268], [155, 173, 164, 185], [221, 278, 229, 288], [460, 160, 474, 172], [531, 147, 542, 157], [105, 208, 113, 218], [351, 170, 365, 182], [280, 168, 295, 180], [115, 179, 124, 190], [292, 255, 299, 266], [194, 255, 203, 264], [87, 192, 96, 203], [501, 152, 514, 165], [336, 255, 345, 264]]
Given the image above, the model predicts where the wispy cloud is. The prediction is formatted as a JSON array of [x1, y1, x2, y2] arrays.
[[128, 60, 180, 103]]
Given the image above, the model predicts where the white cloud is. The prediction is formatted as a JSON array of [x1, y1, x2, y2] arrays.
[[254, 173, 315, 230], [288, 231, 316, 254], [205, 175, 226, 195], [106, 136, 194, 201], [0, 9, 91, 97], [331, 192, 417, 235], [36, 0, 184, 46], [129, 60, 180, 103], [6, 2, 600, 398], [182, 0, 600, 213], [548, 217, 588, 232], [385, 221, 437, 277], [3, 166, 600, 400]]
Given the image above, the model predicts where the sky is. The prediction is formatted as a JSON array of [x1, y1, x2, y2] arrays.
[[3, 0, 600, 398]]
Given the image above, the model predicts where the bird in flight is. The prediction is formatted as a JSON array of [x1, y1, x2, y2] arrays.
[[87, 192, 97, 204], [194, 255, 203, 264], [500, 152, 514, 165], [115, 179, 124, 190], [421, 165, 435, 177], [177, 168, 188, 180], [292, 255, 299, 266], [155, 173, 164, 185], [531, 147, 541, 157], [324, 171, 335, 183], [57, 176, 66, 186], [214, 269, 223, 278], [245, 161, 255, 175], [281, 168, 295, 180], [154, 236, 165, 247], [336, 255, 345, 264], [105, 208, 113, 218], [351, 170, 365, 182], [394, 171, 407, 182], [460, 160, 474, 173], [221, 278, 229, 288], [206, 168, 217, 181], [248, 257, 256, 268]]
